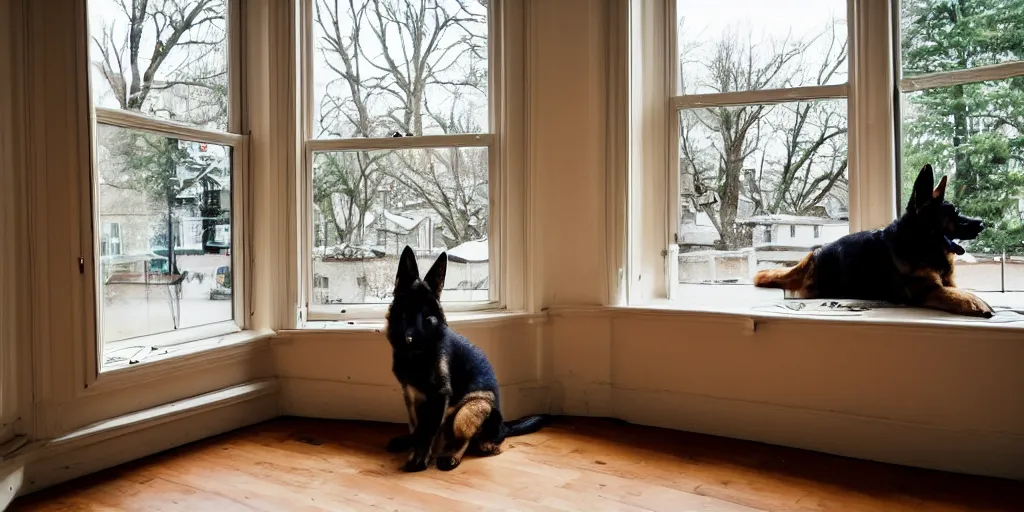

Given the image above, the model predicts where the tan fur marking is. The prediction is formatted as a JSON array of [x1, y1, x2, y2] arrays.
[[438, 355, 450, 382], [452, 399, 491, 440], [403, 385, 425, 432], [437, 398, 492, 467], [943, 252, 957, 287], [475, 440, 502, 455], [753, 252, 816, 297], [924, 287, 993, 317]]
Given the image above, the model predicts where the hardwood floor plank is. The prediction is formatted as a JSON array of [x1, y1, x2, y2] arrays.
[[11, 417, 1024, 512]]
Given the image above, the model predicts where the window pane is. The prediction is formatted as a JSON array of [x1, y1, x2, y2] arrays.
[[311, 0, 488, 139], [899, 81, 1024, 292], [901, 0, 1024, 77], [88, 0, 229, 131], [676, 0, 847, 95], [311, 147, 489, 304], [96, 125, 234, 344], [676, 100, 849, 285]]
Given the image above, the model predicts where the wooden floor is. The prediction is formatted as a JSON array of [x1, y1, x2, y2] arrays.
[[11, 417, 1024, 512]]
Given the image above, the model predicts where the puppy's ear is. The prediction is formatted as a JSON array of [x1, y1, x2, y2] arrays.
[[933, 174, 948, 202], [424, 252, 447, 300], [908, 164, 935, 211], [394, 246, 419, 293]]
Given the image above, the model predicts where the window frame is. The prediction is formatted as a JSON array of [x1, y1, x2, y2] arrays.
[[627, 0, 896, 306], [298, 0, 512, 323], [82, 0, 252, 378]]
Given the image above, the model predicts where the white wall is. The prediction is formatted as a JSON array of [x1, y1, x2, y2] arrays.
[[771, 223, 848, 246]]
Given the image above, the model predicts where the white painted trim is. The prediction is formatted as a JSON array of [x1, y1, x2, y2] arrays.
[[848, 0, 896, 232], [94, 108, 245, 147], [899, 60, 1024, 92], [605, 0, 629, 306], [627, 0, 671, 304], [305, 133, 495, 152], [306, 300, 500, 322], [672, 84, 849, 110], [85, 328, 274, 395], [9, 379, 278, 496], [281, 309, 546, 336]]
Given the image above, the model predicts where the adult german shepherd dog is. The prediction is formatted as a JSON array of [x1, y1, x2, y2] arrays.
[[384, 246, 550, 472], [754, 164, 993, 318]]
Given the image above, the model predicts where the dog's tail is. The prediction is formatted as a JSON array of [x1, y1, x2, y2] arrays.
[[502, 414, 552, 437], [753, 253, 814, 291]]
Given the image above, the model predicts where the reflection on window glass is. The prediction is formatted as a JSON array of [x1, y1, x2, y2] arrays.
[[96, 124, 234, 344], [311, 0, 489, 139], [676, 100, 849, 284], [901, 0, 1024, 76], [88, 0, 229, 131], [311, 147, 489, 304], [675, 0, 847, 95], [900, 82, 1024, 292]]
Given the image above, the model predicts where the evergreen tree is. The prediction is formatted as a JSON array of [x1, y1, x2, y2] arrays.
[[901, 0, 1024, 254]]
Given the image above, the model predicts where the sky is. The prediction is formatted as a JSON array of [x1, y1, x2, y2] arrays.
[[677, 0, 848, 94]]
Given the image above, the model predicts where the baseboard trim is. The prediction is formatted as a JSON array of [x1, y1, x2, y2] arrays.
[[7, 378, 280, 497]]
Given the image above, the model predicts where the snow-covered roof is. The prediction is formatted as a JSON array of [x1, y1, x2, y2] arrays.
[[380, 210, 425, 232], [737, 214, 848, 226], [447, 238, 489, 263]]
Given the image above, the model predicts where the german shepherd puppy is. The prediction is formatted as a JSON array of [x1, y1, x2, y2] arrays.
[[754, 164, 993, 318], [384, 246, 550, 472]]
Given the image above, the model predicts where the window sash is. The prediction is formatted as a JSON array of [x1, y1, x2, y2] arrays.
[[90, 119, 247, 354], [86, 1, 246, 377], [299, 0, 502, 321], [648, 0, 890, 304]]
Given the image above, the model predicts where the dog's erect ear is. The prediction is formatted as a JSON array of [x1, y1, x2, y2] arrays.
[[908, 164, 935, 211], [933, 174, 948, 202], [423, 252, 447, 300], [394, 246, 420, 293]]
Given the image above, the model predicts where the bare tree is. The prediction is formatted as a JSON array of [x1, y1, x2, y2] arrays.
[[93, 0, 227, 126], [314, 0, 489, 248], [92, 0, 229, 275], [679, 21, 848, 250]]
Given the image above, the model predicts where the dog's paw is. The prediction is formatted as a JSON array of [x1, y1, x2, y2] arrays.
[[401, 453, 429, 473], [965, 294, 995, 318], [435, 455, 461, 471], [386, 434, 414, 453]]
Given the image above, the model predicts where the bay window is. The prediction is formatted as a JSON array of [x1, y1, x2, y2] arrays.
[[639, 0, 1024, 319]]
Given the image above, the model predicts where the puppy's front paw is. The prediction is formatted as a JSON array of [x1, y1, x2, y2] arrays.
[[386, 434, 413, 453], [402, 452, 429, 472], [435, 455, 461, 471]]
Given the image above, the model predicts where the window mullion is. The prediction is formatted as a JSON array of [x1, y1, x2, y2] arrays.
[[847, 0, 896, 232]]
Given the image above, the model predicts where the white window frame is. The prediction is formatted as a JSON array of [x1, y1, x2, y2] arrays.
[[298, 0, 517, 323], [82, 0, 252, 377], [628, 0, 896, 305]]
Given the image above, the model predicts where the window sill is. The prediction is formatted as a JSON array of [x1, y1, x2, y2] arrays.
[[89, 328, 275, 392], [285, 309, 546, 335], [626, 284, 1024, 331]]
